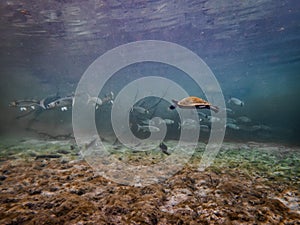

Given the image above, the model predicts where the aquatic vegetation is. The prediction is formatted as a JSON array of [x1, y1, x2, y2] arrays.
[[0, 138, 79, 162], [0, 139, 299, 224]]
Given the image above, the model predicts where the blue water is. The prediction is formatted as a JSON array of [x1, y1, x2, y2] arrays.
[[0, 0, 299, 144]]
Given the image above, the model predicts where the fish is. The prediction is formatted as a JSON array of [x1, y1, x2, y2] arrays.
[[228, 97, 244, 106], [9, 98, 45, 120], [86, 91, 114, 109], [225, 108, 233, 112], [237, 116, 251, 123], [103, 91, 114, 104], [226, 123, 240, 130], [87, 94, 103, 106], [182, 119, 197, 125], [250, 125, 261, 131], [178, 122, 198, 130], [159, 142, 170, 155], [137, 124, 160, 132], [153, 118, 175, 125], [198, 111, 208, 118], [141, 118, 174, 126], [226, 118, 237, 124], [141, 119, 156, 126], [84, 138, 97, 150], [46, 96, 74, 110], [9, 95, 63, 120], [9, 99, 43, 111], [223, 108, 234, 114], [178, 119, 198, 130], [182, 124, 198, 130], [250, 125, 271, 131], [131, 106, 149, 114], [178, 119, 198, 129], [9, 99, 40, 107], [207, 116, 221, 123], [163, 119, 174, 125], [260, 125, 271, 131], [39, 95, 61, 109], [200, 125, 210, 132]]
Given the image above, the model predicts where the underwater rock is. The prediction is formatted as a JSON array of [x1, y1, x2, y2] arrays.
[[70, 188, 86, 196], [275, 190, 300, 212], [49, 186, 59, 192], [28, 188, 42, 195]]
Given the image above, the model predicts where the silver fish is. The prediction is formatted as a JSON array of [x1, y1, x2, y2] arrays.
[[131, 106, 149, 114], [9, 100, 46, 112], [9, 99, 43, 111], [86, 91, 114, 106], [228, 97, 244, 106], [141, 119, 156, 126], [207, 116, 221, 123], [163, 119, 174, 125], [182, 119, 197, 125], [153, 118, 175, 125], [198, 111, 208, 118], [223, 108, 234, 114], [226, 123, 240, 130], [181, 124, 198, 130], [250, 125, 271, 131], [46, 96, 74, 109], [178, 120, 198, 130], [137, 124, 160, 132], [250, 125, 262, 131], [227, 118, 237, 124], [200, 125, 210, 132], [260, 125, 271, 131], [237, 116, 251, 123], [87, 94, 103, 106]]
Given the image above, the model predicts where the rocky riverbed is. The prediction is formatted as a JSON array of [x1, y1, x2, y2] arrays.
[[0, 138, 299, 224]]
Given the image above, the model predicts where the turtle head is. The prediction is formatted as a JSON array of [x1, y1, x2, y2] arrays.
[[169, 99, 178, 110], [169, 105, 176, 110]]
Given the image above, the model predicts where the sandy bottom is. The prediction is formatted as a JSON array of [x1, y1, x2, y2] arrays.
[[0, 138, 299, 224]]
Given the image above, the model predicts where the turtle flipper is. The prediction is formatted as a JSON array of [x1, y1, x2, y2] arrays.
[[209, 105, 219, 113]]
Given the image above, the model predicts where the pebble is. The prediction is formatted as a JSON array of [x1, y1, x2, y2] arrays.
[[28, 189, 42, 195], [0, 175, 7, 181]]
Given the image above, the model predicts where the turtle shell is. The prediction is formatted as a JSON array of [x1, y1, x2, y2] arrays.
[[177, 96, 210, 106]]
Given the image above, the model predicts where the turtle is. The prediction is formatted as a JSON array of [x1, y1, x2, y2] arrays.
[[169, 96, 219, 113]]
